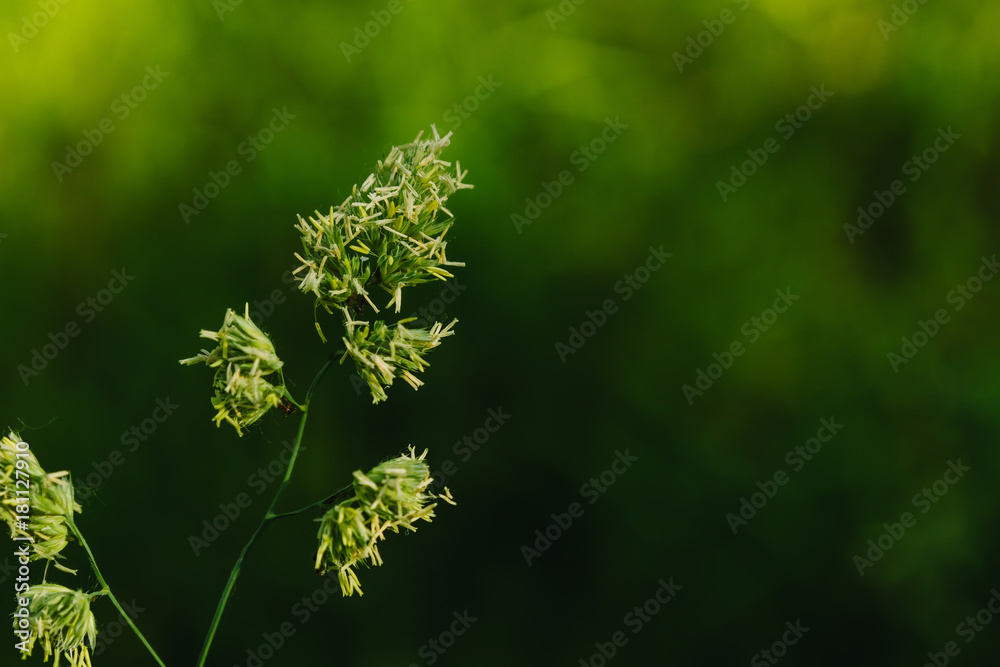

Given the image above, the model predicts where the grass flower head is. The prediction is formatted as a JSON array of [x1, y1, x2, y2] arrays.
[[293, 126, 473, 318], [314, 447, 454, 596], [342, 315, 456, 403], [1, 433, 80, 570], [16, 584, 97, 667], [180, 304, 287, 435], [293, 127, 472, 403]]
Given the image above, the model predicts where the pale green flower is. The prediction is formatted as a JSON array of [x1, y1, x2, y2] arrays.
[[292, 127, 471, 405], [15, 584, 97, 667], [354, 446, 437, 521], [0, 433, 80, 572], [314, 448, 454, 596], [180, 304, 288, 435], [314, 504, 377, 597], [293, 126, 473, 319], [342, 314, 456, 403]]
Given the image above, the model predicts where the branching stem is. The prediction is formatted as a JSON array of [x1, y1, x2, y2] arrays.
[[195, 356, 335, 667]]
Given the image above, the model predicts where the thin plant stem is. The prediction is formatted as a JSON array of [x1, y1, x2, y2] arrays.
[[268, 483, 354, 521], [67, 519, 167, 667], [195, 356, 335, 667]]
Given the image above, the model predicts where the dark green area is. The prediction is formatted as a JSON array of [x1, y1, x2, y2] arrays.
[[2, 0, 999, 665]]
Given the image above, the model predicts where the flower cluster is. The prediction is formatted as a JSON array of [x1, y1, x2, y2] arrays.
[[294, 126, 473, 316], [4, 434, 96, 666], [179, 304, 288, 436], [343, 316, 456, 403], [1, 432, 80, 570], [293, 126, 472, 402], [16, 584, 97, 667], [315, 447, 454, 596]]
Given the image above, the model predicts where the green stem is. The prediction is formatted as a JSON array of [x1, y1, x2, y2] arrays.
[[268, 484, 354, 521], [277, 371, 307, 412], [195, 356, 335, 667], [67, 519, 167, 667]]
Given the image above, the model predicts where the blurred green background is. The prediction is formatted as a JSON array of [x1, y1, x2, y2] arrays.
[[2, 0, 1000, 665]]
